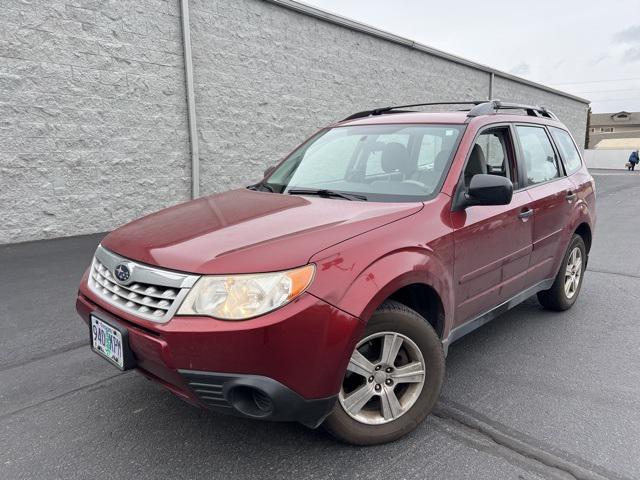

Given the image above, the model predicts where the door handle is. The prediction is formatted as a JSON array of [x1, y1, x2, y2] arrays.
[[518, 208, 534, 220], [566, 191, 577, 202]]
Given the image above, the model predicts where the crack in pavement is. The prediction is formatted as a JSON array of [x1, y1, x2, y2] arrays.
[[430, 415, 574, 480], [0, 372, 126, 420], [434, 399, 632, 480], [587, 268, 640, 280], [0, 340, 87, 373]]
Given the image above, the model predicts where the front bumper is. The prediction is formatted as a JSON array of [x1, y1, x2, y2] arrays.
[[76, 272, 364, 427], [179, 370, 337, 428]]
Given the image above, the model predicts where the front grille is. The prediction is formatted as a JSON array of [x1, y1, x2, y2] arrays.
[[90, 260, 177, 318], [88, 245, 199, 323]]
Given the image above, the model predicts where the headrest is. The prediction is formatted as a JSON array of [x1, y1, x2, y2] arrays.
[[381, 142, 415, 176], [434, 150, 449, 172], [466, 144, 487, 177]]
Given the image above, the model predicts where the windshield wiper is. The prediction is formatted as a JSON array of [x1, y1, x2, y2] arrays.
[[287, 188, 367, 201], [247, 182, 274, 192]]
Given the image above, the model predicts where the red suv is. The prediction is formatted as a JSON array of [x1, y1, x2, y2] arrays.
[[77, 100, 595, 445]]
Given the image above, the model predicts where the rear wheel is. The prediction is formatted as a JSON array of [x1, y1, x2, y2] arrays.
[[537, 234, 587, 311], [323, 300, 444, 445]]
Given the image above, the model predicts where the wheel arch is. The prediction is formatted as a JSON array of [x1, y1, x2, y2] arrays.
[[574, 222, 592, 253], [333, 249, 453, 337], [386, 283, 445, 338]]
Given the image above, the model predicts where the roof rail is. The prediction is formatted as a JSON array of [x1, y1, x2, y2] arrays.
[[341, 101, 487, 121], [341, 99, 558, 122], [467, 100, 557, 119]]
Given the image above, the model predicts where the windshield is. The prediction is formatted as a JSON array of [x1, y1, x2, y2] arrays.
[[264, 124, 465, 202]]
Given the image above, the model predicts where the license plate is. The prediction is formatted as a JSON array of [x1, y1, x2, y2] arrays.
[[91, 316, 124, 369]]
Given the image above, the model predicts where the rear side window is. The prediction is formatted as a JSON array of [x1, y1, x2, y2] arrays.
[[550, 127, 582, 174], [516, 126, 560, 186]]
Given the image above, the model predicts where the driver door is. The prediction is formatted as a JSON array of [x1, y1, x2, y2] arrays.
[[451, 125, 534, 327]]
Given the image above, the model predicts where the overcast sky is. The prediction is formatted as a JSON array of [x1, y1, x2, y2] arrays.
[[303, 0, 640, 113]]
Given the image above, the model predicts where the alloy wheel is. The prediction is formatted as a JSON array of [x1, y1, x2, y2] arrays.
[[338, 332, 426, 425], [564, 246, 583, 299]]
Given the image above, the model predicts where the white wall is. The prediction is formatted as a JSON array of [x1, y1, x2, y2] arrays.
[[0, 0, 190, 245], [583, 150, 636, 170]]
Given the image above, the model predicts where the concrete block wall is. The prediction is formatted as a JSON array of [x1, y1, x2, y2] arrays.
[[0, 0, 190, 244], [0, 0, 590, 245], [189, 0, 491, 195]]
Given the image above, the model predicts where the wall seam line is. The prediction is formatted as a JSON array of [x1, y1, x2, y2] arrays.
[[180, 0, 200, 199]]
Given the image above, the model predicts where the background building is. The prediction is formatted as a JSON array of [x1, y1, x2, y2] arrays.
[[0, 0, 590, 245], [582, 111, 639, 169], [587, 111, 640, 149]]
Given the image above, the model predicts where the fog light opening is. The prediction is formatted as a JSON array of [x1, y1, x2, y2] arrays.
[[228, 386, 274, 418]]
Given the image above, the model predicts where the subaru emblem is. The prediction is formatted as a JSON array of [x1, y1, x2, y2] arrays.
[[114, 263, 131, 283]]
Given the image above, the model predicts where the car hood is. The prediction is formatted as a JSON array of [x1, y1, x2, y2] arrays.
[[101, 189, 422, 274]]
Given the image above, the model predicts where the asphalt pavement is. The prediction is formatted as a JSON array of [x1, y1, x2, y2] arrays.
[[2, 170, 639, 480]]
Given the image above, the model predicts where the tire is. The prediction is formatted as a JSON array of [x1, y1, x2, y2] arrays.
[[537, 234, 587, 311], [323, 300, 445, 445]]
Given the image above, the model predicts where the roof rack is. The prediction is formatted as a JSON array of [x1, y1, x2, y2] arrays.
[[467, 100, 557, 119], [341, 101, 487, 121], [341, 99, 558, 122]]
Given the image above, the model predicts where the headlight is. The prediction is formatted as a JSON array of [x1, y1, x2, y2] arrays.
[[177, 264, 315, 320]]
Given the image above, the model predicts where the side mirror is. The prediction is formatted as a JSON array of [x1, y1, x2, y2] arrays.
[[465, 174, 513, 207], [263, 166, 276, 178]]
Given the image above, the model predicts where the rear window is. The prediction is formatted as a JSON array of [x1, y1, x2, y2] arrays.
[[515, 125, 561, 186], [550, 127, 582, 174]]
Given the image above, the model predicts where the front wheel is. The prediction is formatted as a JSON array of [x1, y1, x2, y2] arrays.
[[537, 234, 587, 311], [323, 300, 444, 445]]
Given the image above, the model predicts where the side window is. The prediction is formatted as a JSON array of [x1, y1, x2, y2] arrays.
[[515, 126, 560, 186], [550, 127, 582, 174], [464, 127, 513, 187]]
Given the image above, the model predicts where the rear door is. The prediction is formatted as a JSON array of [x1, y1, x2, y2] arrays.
[[514, 124, 575, 286], [451, 124, 534, 326]]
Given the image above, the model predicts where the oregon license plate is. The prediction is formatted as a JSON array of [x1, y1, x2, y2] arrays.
[[91, 316, 124, 369]]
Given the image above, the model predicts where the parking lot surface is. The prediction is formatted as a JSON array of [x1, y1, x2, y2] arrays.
[[1, 171, 639, 480]]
